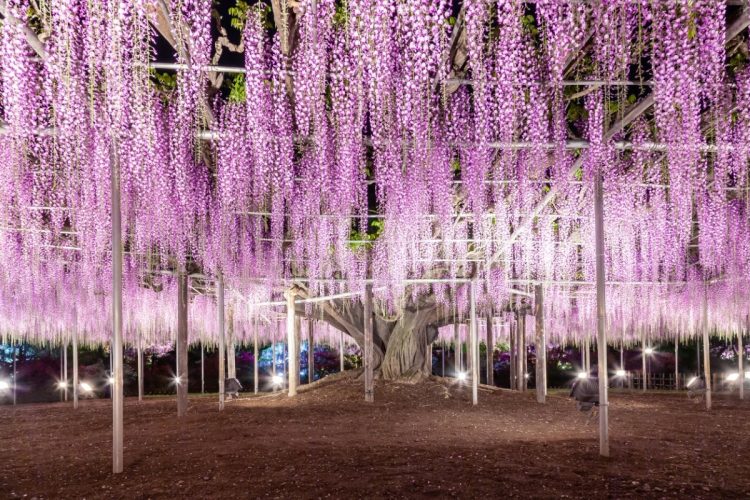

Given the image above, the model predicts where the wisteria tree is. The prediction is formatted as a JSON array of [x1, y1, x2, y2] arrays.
[[0, 0, 748, 380]]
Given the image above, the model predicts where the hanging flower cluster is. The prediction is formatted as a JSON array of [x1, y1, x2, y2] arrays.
[[0, 1, 748, 347]]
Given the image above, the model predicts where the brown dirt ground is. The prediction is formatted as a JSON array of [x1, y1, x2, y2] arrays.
[[1, 374, 749, 499]]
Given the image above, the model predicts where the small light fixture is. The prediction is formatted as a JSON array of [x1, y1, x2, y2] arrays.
[[644, 347, 654, 355], [173, 375, 182, 386], [271, 374, 284, 386], [80, 382, 93, 393], [457, 372, 468, 381], [107, 376, 115, 385], [57, 381, 68, 389], [0, 380, 10, 390], [726, 373, 740, 382], [524, 373, 530, 379], [576, 371, 588, 379], [615, 369, 626, 377], [746, 372, 750, 380], [686, 376, 697, 388]]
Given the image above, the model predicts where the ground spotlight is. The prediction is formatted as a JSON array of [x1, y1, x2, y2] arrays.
[[57, 381, 68, 389], [746, 372, 750, 380], [172, 375, 182, 386], [644, 347, 654, 355], [107, 376, 115, 385], [615, 369, 626, 377], [687, 376, 697, 388], [524, 373, 530, 379], [576, 371, 588, 379], [726, 373, 740, 382], [80, 382, 93, 393], [457, 371, 468, 381], [271, 374, 284, 386], [0, 380, 10, 391]]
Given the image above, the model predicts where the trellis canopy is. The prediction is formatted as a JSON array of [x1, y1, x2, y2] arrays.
[[0, 0, 749, 346]]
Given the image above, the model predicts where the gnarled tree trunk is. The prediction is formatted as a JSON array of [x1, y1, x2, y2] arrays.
[[294, 286, 449, 383], [380, 310, 439, 382]]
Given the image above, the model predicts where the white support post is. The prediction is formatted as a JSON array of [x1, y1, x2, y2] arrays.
[[703, 287, 711, 411], [307, 319, 315, 384], [469, 281, 479, 406], [137, 335, 144, 402], [13, 342, 17, 405], [740, 317, 746, 401], [63, 342, 68, 402], [535, 285, 546, 404], [110, 141, 124, 474], [72, 331, 78, 409], [253, 324, 259, 394], [486, 316, 494, 386], [294, 316, 301, 388], [285, 289, 298, 397], [218, 276, 226, 410], [516, 312, 526, 392], [176, 273, 189, 417], [594, 165, 610, 457], [272, 333, 277, 384], [642, 331, 647, 392], [228, 309, 236, 379], [59, 344, 64, 402], [364, 284, 374, 402], [453, 322, 460, 375], [674, 337, 679, 391], [200, 341, 204, 395]]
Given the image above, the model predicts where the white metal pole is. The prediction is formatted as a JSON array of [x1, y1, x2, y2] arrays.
[[176, 273, 189, 417], [63, 342, 68, 402], [111, 141, 124, 474], [307, 319, 314, 384], [59, 344, 64, 402], [674, 337, 679, 390], [72, 330, 78, 409], [521, 312, 527, 391], [740, 317, 746, 401], [218, 276, 226, 410], [486, 316, 494, 386], [642, 331, 647, 392], [594, 165, 610, 457], [12, 343, 17, 405], [137, 335, 143, 402], [453, 322, 460, 375], [364, 284, 374, 402], [253, 325, 259, 394], [200, 341, 204, 394], [285, 290, 298, 397], [272, 332, 277, 390], [469, 281, 478, 406], [535, 285, 545, 404], [703, 287, 712, 411]]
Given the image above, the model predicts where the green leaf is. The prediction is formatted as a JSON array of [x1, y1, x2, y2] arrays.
[[228, 74, 246, 103], [150, 69, 177, 91]]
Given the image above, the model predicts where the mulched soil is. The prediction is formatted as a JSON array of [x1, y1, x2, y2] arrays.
[[2, 373, 749, 499]]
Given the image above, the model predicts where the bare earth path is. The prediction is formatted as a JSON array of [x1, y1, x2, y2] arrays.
[[2, 376, 749, 499]]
